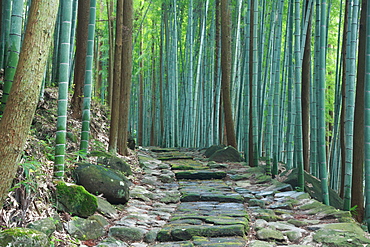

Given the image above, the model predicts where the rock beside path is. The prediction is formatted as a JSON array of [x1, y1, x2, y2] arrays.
[[73, 163, 130, 204], [208, 146, 243, 162], [54, 181, 98, 217]]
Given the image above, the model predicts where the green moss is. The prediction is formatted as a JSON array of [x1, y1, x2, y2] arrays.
[[255, 174, 272, 184], [0, 228, 49, 247], [55, 181, 98, 217], [298, 200, 324, 210], [171, 224, 246, 240]]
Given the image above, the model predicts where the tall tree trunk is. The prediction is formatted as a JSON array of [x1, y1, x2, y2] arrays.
[[108, 0, 123, 152], [106, 0, 114, 107], [150, 32, 156, 146], [249, 0, 256, 166], [220, 0, 237, 149], [54, 0, 73, 180], [302, 0, 312, 173], [80, 0, 96, 153], [351, 0, 366, 222], [0, 0, 58, 206], [364, 0, 370, 231], [318, 0, 330, 205], [138, 9, 144, 146], [343, 0, 359, 211], [117, 0, 133, 156], [0, 0, 24, 114], [340, 0, 349, 198], [71, 0, 90, 119]]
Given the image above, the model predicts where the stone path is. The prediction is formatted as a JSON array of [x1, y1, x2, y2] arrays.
[[96, 148, 370, 247]]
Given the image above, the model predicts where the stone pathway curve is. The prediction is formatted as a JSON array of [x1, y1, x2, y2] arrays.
[[96, 148, 370, 247]]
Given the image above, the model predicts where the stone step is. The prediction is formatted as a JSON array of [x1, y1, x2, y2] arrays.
[[179, 180, 244, 202], [175, 170, 226, 180]]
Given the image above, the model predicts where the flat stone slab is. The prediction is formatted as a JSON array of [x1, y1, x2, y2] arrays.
[[192, 236, 246, 246], [173, 202, 248, 218], [179, 180, 243, 202], [157, 201, 248, 242], [175, 170, 226, 180], [157, 224, 246, 241], [171, 160, 207, 170]]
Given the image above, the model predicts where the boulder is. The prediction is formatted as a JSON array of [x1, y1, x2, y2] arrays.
[[280, 168, 343, 209], [0, 228, 49, 247], [73, 163, 130, 204], [89, 151, 132, 176], [208, 146, 243, 162], [204, 144, 226, 158], [97, 156, 132, 176], [55, 181, 98, 217], [26, 217, 56, 237], [65, 217, 106, 240]]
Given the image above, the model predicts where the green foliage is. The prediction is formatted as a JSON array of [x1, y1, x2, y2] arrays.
[[11, 159, 43, 194], [350, 205, 358, 217]]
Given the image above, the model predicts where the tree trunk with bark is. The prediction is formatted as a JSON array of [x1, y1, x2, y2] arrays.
[[71, 0, 90, 119], [117, 0, 133, 156], [0, 0, 58, 206], [351, 0, 366, 222], [220, 0, 237, 149]]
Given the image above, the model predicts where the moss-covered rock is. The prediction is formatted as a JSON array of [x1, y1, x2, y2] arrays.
[[26, 217, 56, 237], [55, 181, 98, 217], [204, 144, 226, 158], [192, 236, 247, 247], [109, 226, 146, 242], [281, 168, 344, 209], [0, 228, 49, 247], [96, 197, 118, 219], [208, 146, 243, 162], [170, 159, 207, 170], [256, 228, 284, 241], [73, 163, 130, 204], [313, 228, 370, 246], [158, 224, 246, 241], [65, 217, 106, 240], [175, 170, 226, 180], [98, 156, 132, 176]]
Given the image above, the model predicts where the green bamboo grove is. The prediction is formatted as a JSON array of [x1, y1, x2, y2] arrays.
[[1, 0, 370, 227]]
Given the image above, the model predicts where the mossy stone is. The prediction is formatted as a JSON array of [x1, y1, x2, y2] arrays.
[[170, 224, 246, 240], [98, 156, 132, 176], [282, 168, 344, 209], [256, 228, 284, 241], [109, 226, 146, 242], [313, 228, 370, 246], [65, 217, 106, 240], [192, 236, 247, 247], [175, 170, 226, 180], [255, 174, 272, 184], [73, 163, 130, 204], [204, 144, 226, 158], [26, 217, 56, 237], [55, 181, 98, 217], [208, 146, 243, 162], [0, 228, 49, 247]]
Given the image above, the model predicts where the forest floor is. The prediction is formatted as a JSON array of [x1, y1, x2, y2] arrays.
[[1, 87, 370, 246]]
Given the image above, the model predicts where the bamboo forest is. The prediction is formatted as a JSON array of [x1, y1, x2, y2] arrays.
[[2, 0, 370, 244]]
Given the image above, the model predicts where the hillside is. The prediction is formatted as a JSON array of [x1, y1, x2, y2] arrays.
[[0, 87, 136, 245]]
